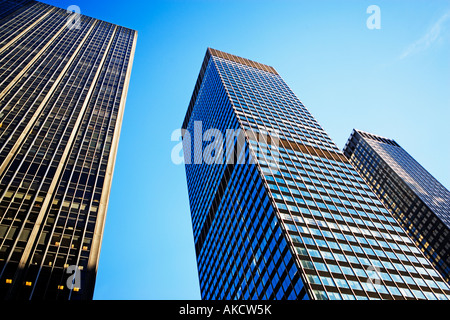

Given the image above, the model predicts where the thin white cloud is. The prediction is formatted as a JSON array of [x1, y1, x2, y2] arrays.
[[400, 11, 450, 59]]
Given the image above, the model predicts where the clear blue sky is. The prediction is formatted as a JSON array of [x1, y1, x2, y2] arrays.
[[42, 0, 450, 299]]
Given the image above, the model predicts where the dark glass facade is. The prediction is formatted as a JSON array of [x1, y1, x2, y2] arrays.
[[343, 129, 450, 284], [0, 1, 137, 299], [182, 48, 450, 300]]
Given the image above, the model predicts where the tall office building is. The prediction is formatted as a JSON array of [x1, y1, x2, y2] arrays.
[[0, 1, 137, 299], [181, 48, 450, 300], [343, 129, 450, 284]]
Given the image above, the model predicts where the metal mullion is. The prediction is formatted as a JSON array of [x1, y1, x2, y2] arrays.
[[266, 72, 326, 148], [245, 69, 276, 131], [316, 164, 401, 297]]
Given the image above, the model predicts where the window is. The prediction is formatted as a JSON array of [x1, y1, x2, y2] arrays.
[[348, 280, 363, 291], [390, 274, 404, 283], [375, 285, 389, 295], [320, 251, 334, 261], [313, 290, 328, 300], [361, 281, 376, 292], [339, 243, 352, 252], [398, 287, 414, 298], [307, 274, 321, 285], [303, 237, 314, 246], [363, 247, 375, 256], [328, 241, 340, 250], [309, 228, 322, 237], [290, 235, 302, 244], [284, 223, 297, 232], [341, 266, 355, 276], [296, 247, 307, 256], [412, 289, 426, 300], [393, 263, 406, 272], [335, 278, 349, 289], [328, 264, 342, 274], [326, 291, 341, 299], [308, 249, 321, 258], [320, 277, 335, 287], [333, 253, 347, 262], [346, 255, 359, 264], [353, 268, 367, 278], [316, 239, 328, 248], [313, 261, 328, 272], [425, 279, 438, 289], [299, 259, 314, 269], [387, 286, 402, 296]]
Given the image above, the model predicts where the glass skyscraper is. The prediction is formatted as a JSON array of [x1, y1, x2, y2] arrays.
[[0, 1, 137, 299], [343, 129, 450, 284], [181, 48, 450, 300]]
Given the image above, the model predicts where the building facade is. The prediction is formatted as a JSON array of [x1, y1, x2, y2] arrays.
[[343, 129, 450, 284], [182, 48, 450, 300], [0, 1, 137, 299]]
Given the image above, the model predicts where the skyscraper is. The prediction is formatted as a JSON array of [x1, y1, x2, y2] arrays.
[[0, 1, 137, 299], [343, 129, 450, 284], [181, 48, 450, 300]]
